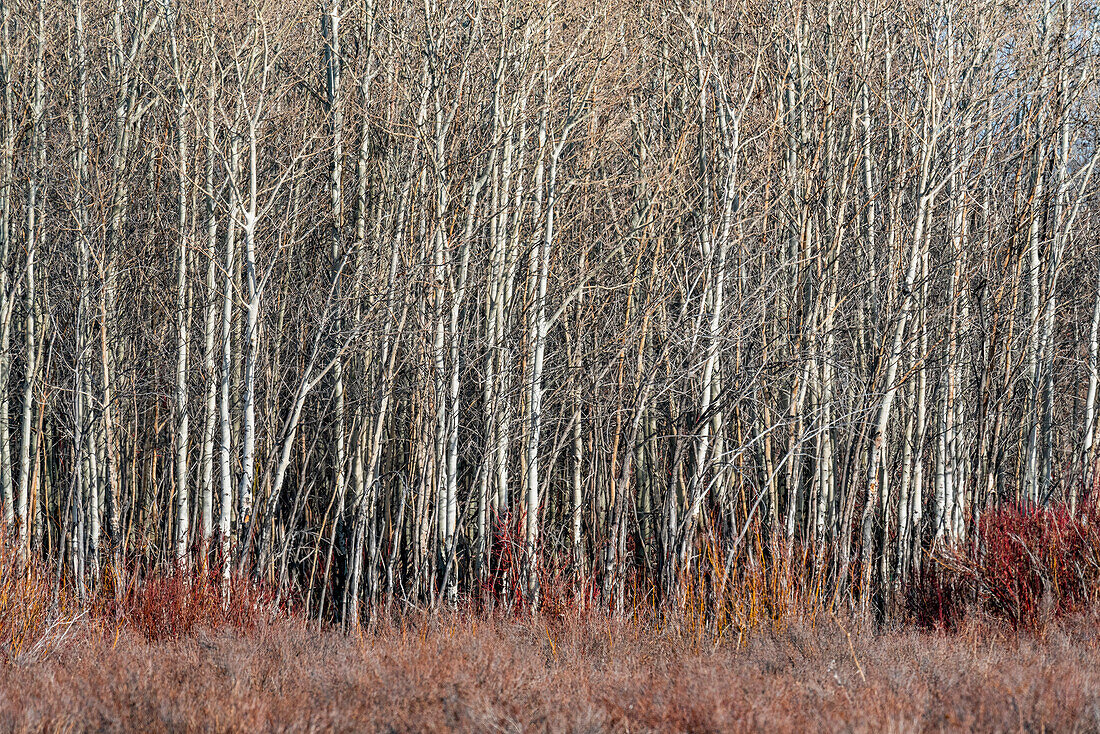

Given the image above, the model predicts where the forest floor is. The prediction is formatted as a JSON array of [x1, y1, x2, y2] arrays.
[[0, 610, 1098, 732]]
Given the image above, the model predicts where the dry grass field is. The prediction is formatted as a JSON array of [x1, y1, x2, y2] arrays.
[[0, 608, 1097, 733]]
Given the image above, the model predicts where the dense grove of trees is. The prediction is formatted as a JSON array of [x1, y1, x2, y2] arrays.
[[0, 0, 1097, 625]]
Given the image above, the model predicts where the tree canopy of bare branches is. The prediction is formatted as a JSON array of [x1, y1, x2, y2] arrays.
[[0, 0, 1098, 625]]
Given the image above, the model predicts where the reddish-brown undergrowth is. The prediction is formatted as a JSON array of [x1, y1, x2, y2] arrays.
[[0, 538, 287, 660], [476, 514, 832, 637], [2, 511, 1100, 730], [0, 554, 70, 663]]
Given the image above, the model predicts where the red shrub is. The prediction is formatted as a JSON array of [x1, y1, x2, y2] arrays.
[[477, 512, 597, 619], [932, 503, 1100, 630], [101, 562, 286, 641]]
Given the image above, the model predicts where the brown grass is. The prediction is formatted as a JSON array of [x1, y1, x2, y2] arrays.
[[0, 609, 1098, 732]]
